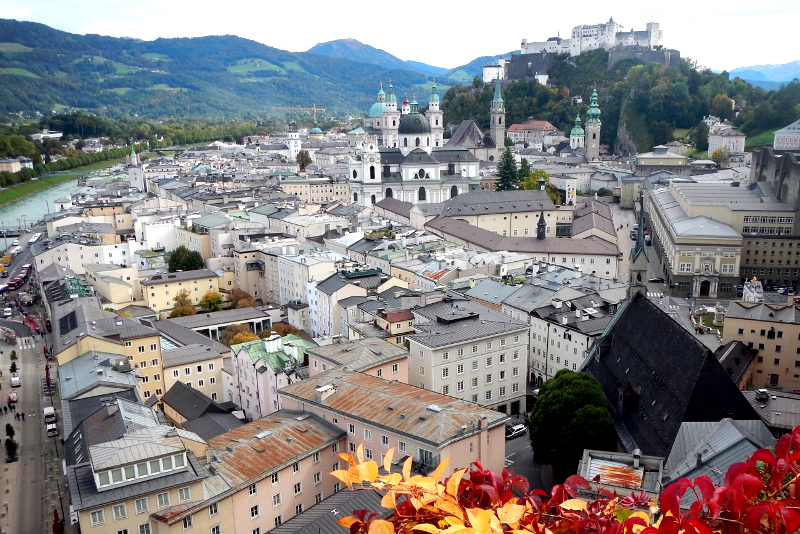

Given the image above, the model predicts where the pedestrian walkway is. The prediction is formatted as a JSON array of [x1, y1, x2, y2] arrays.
[[647, 292, 664, 298]]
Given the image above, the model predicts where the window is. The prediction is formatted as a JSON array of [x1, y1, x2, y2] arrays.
[[314, 472, 322, 485], [512, 367, 519, 377], [457, 348, 464, 356], [348, 424, 355, 434], [442, 351, 449, 360], [472, 360, 478, 371], [271, 472, 279, 485], [485, 390, 493, 401], [471, 377, 478, 387], [364, 429, 372, 441], [113, 503, 127, 520], [500, 386, 506, 397], [173, 370, 179, 378], [312, 451, 320, 464], [139, 524, 152, 534], [486, 357, 493, 367], [442, 367, 449, 378], [210, 527, 219, 534], [249, 483, 257, 496], [294, 481, 302, 495], [392, 363, 398, 373], [442, 385, 450, 395], [679, 263, 693, 272], [316, 492, 323, 504], [295, 503, 304, 515], [182, 516, 193, 530], [252, 504, 261, 518], [332, 443, 339, 453], [472, 345, 478, 353], [135, 498, 149, 514], [150, 343, 157, 351], [184, 367, 191, 376], [272, 493, 282, 507], [381, 435, 389, 447], [457, 381, 464, 392], [293, 462, 300, 474], [486, 342, 492, 350], [274, 516, 283, 528], [485, 374, 492, 384], [399, 441, 406, 453], [157, 492, 170, 508], [208, 503, 219, 517], [90, 509, 105, 526]]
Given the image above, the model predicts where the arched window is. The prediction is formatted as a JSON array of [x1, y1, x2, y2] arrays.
[[352, 170, 358, 179], [451, 185, 458, 198], [499, 117, 503, 125], [593, 133, 597, 139], [404, 138, 408, 147], [418, 187, 427, 201], [427, 137, 430, 146], [386, 188, 393, 198], [416, 137, 420, 147], [353, 192, 358, 202], [369, 166, 375, 179], [371, 194, 376, 205], [435, 119, 439, 126], [392, 120, 396, 126]]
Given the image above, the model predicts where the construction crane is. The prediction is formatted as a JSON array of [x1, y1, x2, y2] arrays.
[[274, 103, 326, 122]]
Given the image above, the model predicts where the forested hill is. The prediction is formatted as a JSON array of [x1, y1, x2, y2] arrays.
[[0, 19, 436, 119], [441, 50, 800, 153]]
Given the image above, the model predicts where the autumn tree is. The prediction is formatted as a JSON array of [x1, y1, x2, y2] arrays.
[[199, 291, 223, 312], [229, 331, 260, 346], [226, 289, 253, 308], [259, 322, 300, 338], [528, 369, 615, 481], [172, 289, 192, 307], [521, 169, 561, 206], [495, 147, 519, 191], [296, 149, 312, 171], [236, 299, 258, 308], [169, 305, 196, 318], [710, 93, 735, 121], [711, 147, 730, 167], [220, 324, 252, 346]]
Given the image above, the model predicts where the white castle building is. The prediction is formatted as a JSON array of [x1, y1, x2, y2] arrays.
[[520, 18, 663, 57]]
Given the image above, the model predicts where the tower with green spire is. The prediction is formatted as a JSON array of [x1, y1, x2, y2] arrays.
[[383, 79, 401, 148], [585, 88, 602, 161], [569, 115, 585, 149], [428, 80, 444, 147], [490, 78, 506, 150]]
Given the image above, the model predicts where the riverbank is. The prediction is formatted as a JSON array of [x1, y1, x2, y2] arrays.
[[0, 155, 128, 209]]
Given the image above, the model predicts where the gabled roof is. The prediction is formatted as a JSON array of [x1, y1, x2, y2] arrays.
[[444, 120, 493, 150], [59, 350, 139, 400], [162, 344, 221, 368], [161, 381, 229, 421], [182, 412, 243, 441], [279, 370, 508, 447], [306, 338, 407, 371], [583, 293, 759, 457]]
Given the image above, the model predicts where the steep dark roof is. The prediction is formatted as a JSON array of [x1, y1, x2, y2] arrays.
[[583, 293, 759, 457], [161, 381, 229, 421], [182, 412, 243, 441]]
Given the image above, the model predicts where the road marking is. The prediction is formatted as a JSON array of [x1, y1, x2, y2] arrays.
[[647, 292, 663, 298]]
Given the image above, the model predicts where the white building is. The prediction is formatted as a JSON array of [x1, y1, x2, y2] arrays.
[[773, 119, 800, 150], [33, 239, 137, 275], [708, 128, 746, 156], [277, 252, 340, 305], [520, 19, 663, 57]]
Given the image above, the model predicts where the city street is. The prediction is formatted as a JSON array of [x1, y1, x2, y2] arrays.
[[504, 431, 552, 493]]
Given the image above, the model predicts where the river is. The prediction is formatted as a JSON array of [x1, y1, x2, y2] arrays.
[[0, 177, 79, 249]]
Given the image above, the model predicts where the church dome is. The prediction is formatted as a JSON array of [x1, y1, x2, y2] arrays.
[[368, 101, 386, 117], [309, 126, 322, 135], [398, 111, 431, 135], [570, 115, 584, 137]]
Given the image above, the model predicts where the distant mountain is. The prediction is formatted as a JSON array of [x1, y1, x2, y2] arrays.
[[0, 19, 436, 119], [730, 60, 800, 83], [307, 39, 449, 79]]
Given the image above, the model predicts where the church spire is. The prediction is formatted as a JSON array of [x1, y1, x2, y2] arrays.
[[586, 88, 601, 124], [491, 78, 504, 111]]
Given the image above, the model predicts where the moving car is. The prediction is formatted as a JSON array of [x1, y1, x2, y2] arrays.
[[648, 277, 666, 283], [7, 392, 17, 403], [10, 377, 20, 388], [0, 271, 7, 278], [505, 424, 527, 440], [10, 240, 18, 246], [2, 308, 11, 317]]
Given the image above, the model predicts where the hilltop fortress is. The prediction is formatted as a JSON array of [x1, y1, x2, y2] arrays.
[[520, 18, 663, 57]]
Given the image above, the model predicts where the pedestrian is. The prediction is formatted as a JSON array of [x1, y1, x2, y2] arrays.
[[21, 413, 24, 421], [14, 413, 17, 420], [3, 406, 7, 414]]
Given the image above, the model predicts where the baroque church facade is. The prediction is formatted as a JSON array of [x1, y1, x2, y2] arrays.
[[349, 81, 507, 206]]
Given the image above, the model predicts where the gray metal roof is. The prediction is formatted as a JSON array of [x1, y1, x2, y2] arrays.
[[152, 319, 230, 355], [59, 351, 139, 400], [141, 269, 220, 286], [725, 301, 800, 322], [464, 279, 520, 306], [166, 307, 272, 329], [410, 299, 528, 348], [162, 344, 221, 368], [161, 381, 230, 421], [306, 338, 407, 371], [270, 484, 386, 534]]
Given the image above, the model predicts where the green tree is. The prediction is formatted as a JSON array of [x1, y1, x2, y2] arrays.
[[710, 93, 734, 121], [9, 351, 16, 361], [691, 121, 709, 151], [9, 362, 17, 374], [528, 369, 616, 481], [597, 188, 613, 197], [518, 158, 532, 181], [167, 245, 205, 272], [199, 291, 223, 312], [521, 169, 561, 206], [495, 147, 518, 191], [296, 149, 312, 171]]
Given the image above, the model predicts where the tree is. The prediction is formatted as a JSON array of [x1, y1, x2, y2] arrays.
[[691, 121, 709, 150], [236, 299, 258, 309], [227, 289, 254, 308], [711, 147, 730, 167], [229, 331, 260, 345], [172, 289, 192, 308], [597, 188, 613, 197], [521, 169, 561, 206], [220, 324, 252, 346], [334, 423, 800, 534], [495, 147, 519, 191], [259, 322, 300, 337], [296, 149, 312, 171], [199, 291, 223, 312], [167, 246, 204, 272], [710, 93, 735, 121], [169, 305, 197, 318], [518, 158, 531, 182], [9, 351, 16, 361], [528, 369, 615, 481]]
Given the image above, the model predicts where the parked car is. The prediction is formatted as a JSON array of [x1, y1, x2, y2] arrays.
[[11, 240, 18, 247], [7, 392, 17, 403], [505, 424, 527, 440], [0, 271, 7, 278], [648, 277, 666, 283], [2, 308, 11, 318]]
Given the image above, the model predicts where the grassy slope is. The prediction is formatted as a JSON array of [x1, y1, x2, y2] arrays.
[[745, 129, 776, 148]]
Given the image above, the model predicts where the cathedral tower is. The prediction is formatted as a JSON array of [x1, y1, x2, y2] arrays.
[[585, 88, 602, 161], [490, 78, 506, 149], [569, 115, 585, 149], [427, 82, 444, 148], [383, 80, 401, 147]]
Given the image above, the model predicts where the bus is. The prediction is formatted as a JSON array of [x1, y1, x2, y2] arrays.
[[28, 233, 41, 245]]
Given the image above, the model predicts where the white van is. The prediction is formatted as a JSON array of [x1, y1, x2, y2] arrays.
[[43, 406, 57, 423], [3, 308, 11, 317], [46, 423, 58, 437], [10, 376, 20, 388]]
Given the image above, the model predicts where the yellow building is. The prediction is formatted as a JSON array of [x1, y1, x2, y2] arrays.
[[723, 301, 800, 390], [141, 269, 221, 315], [162, 345, 226, 402]]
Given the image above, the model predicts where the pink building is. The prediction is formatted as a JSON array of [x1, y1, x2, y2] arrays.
[[279, 370, 509, 473], [306, 338, 409, 383]]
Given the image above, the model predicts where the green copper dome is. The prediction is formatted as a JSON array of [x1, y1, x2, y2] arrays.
[[387, 81, 397, 103], [570, 115, 584, 136], [586, 89, 601, 124], [429, 83, 439, 104], [368, 101, 386, 117], [398, 101, 431, 135], [310, 126, 322, 135]]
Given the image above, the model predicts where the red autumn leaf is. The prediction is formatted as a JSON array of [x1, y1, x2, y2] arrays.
[[563, 474, 591, 499], [775, 434, 791, 463], [723, 462, 748, 488], [777, 504, 800, 533], [694, 475, 716, 502], [661, 478, 692, 517], [743, 503, 772, 533], [683, 518, 714, 534], [750, 448, 778, 473], [733, 473, 766, 500]]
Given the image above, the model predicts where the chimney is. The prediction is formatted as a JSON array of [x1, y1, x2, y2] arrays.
[[552, 298, 562, 309], [575, 309, 581, 318], [316, 384, 337, 402], [633, 448, 641, 469], [561, 316, 568, 325]]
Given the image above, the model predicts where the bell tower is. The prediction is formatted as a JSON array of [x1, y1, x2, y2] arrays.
[[585, 88, 602, 161], [490, 78, 506, 149]]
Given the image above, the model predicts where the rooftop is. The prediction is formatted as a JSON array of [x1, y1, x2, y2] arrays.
[[306, 338, 408, 371]]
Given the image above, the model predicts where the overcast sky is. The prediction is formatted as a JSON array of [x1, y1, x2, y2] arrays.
[[1, 0, 797, 72]]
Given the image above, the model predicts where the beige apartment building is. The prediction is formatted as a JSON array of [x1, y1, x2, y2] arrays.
[[162, 344, 226, 402], [54, 302, 167, 400], [723, 302, 800, 390], [279, 174, 351, 204], [279, 369, 509, 473], [141, 269, 221, 315], [84, 263, 145, 309]]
